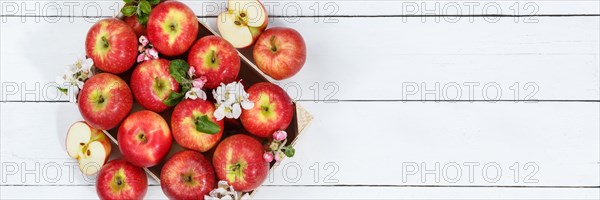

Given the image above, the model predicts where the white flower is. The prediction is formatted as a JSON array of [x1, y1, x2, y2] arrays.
[[214, 104, 226, 121], [185, 76, 208, 100], [185, 87, 207, 100], [212, 81, 254, 120], [204, 180, 249, 200], [57, 55, 94, 99]]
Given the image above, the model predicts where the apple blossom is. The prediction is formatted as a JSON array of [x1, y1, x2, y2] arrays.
[[184, 87, 207, 100], [136, 35, 159, 63], [212, 81, 254, 121], [263, 152, 274, 163], [56, 55, 95, 101], [184, 76, 208, 100], [204, 180, 251, 200], [139, 35, 149, 46], [273, 130, 287, 141], [188, 66, 196, 78]]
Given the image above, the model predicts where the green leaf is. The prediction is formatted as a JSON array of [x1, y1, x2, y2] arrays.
[[121, 5, 137, 16], [284, 146, 295, 157], [163, 92, 184, 107], [148, 0, 160, 5], [137, 13, 149, 25], [123, 0, 134, 3], [139, 0, 152, 14], [195, 115, 220, 134], [181, 83, 191, 92], [169, 59, 190, 84], [57, 87, 68, 95]]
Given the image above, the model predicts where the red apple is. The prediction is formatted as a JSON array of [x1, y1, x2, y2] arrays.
[[96, 159, 148, 200], [188, 35, 240, 89], [85, 18, 138, 74], [124, 15, 147, 37], [147, 1, 199, 56], [253, 27, 306, 80], [160, 150, 216, 200], [240, 82, 293, 138], [118, 110, 172, 167], [78, 73, 133, 130], [130, 59, 180, 112], [171, 99, 224, 152], [213, 134, 268, 192]]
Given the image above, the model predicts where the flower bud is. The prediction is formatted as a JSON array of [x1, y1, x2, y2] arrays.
[[263, 152, 274, 163], [273, 130, 287, 141]]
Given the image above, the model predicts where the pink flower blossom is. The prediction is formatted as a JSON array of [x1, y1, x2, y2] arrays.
[[192, 76, 207, 89], [137, 54, 147, 63], [146, 48, 159, 59], [139, 35, 149, 46], [273, 130, 287, 141], [188, 66, 196, 78], [263, 152, 274, 163]]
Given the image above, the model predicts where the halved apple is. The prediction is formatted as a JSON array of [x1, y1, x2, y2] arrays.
[[217, 0, 268, 48], [66, 121, 112, 176]]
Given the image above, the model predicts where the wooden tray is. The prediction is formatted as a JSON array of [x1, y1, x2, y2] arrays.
[[97, 14, 313, 197]]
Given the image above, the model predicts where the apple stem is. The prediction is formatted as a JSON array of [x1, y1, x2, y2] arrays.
[[116, 176, 123, 186], [269, 36, 277, 52], [137, 133, 148, 143], [210, 50, 217, 63], [101, 36, 109, 48], [231, 163, 241, 171], [97, 95, 105, 104]]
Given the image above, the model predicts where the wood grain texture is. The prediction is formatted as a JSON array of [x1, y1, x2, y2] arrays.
[[1, 102, 598, 186], [1, 17, 598, 101], [1, 185, 599, 199], [1, 0, 599, 198], [1, 0, 598, 17]]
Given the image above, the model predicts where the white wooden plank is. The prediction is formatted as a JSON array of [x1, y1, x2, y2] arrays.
[[1, 102, 598, 186], [1, 185, 599, 199], [1, 0, 598, 18], [1, 17, 598, 101]]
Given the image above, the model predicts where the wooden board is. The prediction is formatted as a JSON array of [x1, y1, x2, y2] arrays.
[[1, 102, 598, 187], [1, 17, 599, 101], [1, 0, 598, 198]]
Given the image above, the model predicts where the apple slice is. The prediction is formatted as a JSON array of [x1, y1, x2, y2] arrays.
[[229, 0, 267, 27], [66, 121, 112, 175], [217, 0, 268, 48]]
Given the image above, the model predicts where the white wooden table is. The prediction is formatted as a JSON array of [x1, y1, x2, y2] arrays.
[[1, 0, 599, 199]]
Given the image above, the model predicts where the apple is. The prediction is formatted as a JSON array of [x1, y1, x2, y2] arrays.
[[171, 99, 224, 152], [85, 18, 138, 74], [124, 15, 147, 37], [253, 27, 306, 80], [240, 82, 293, 138], [78, 73, 133, 130], [213, 134, 268, 192], [217, 0, 268, 48], [188, 36, 241, 89], [130, 59, 180, 112], [96, 159, 148, 200], [118, 110, 172, 168], [147, 1, 199, 56], [160, 150, 216, 200], [65, 121, 111, 176]]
